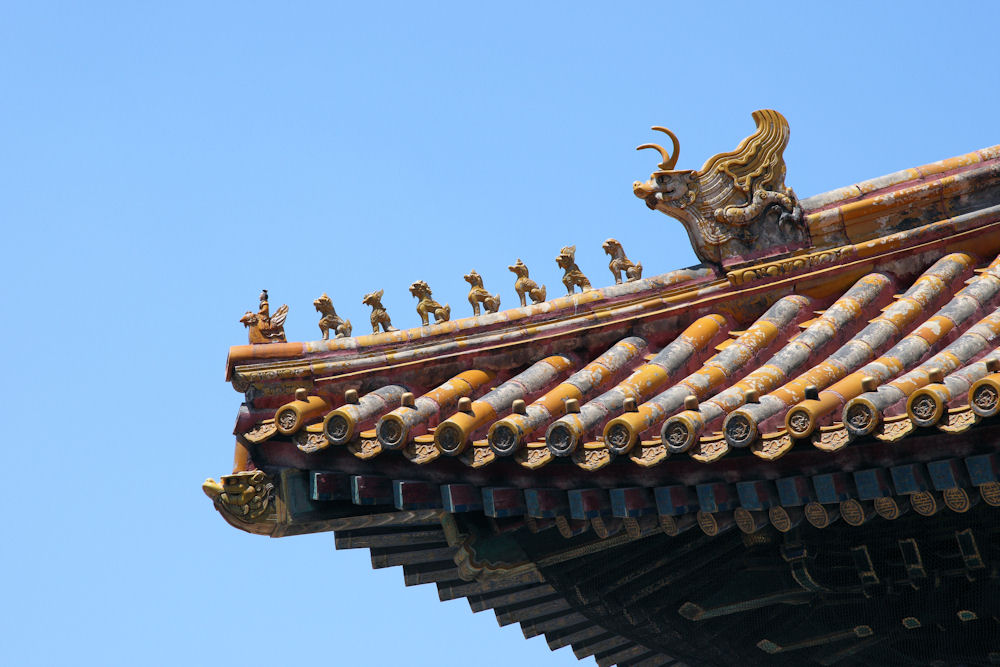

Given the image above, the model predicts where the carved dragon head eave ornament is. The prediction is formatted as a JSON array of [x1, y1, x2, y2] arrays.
[[633, 109, 809, 268]]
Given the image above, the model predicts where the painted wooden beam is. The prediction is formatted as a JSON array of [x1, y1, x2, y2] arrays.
[[351, 475, 393, 505], [568, 488, 611, 519], [441, 483, 483, 512], [525, 488, 569, 518], [483, 487, 526, 518], [610, 487, 656, 518], [392, 480, 442, 510], [310, 471, 351, 501]]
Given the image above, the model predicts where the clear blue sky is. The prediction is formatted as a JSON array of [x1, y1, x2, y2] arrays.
[[3, 3, 998, 665]]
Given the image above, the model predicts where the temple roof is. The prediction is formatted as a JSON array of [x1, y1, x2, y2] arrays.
[[227, 140, 1000, 478], [208, 112, 1000, 665]]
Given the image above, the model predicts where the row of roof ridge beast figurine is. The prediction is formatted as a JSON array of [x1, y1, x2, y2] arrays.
[[240, 108, 803, 343], [240, 239, 642, 344]]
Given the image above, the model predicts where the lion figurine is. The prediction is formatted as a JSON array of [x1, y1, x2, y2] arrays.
[[602, 238, 642, 284], [409, 280, 451, 325], [555, 245, 591, 295], [362, 289, 397, 334], [313, 293, 352, 340], [464, 270, 501, 316], [508, 259, 547, 307]]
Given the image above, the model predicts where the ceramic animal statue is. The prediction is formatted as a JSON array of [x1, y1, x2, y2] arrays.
[[555, 245, 592, 295], [313, 293, 352, 340], [409, 280, 451, 325], [632, 109, 805, 266], [240, 289, 288, 344], [202, 470, 276, 534], [464, 270, 501, 316], [602, 238, 642, 284], [362, 289, 397, 334], [509, 259, 547, 307]]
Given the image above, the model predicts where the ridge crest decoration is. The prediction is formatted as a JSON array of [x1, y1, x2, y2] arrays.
[[633, 109, 807, 267]]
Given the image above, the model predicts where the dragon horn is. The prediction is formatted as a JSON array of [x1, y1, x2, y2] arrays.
[[635, 126, 680, 170]]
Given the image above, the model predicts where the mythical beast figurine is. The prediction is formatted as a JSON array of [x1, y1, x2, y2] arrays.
[[362, 289, 396, 334], [632, 109, 807, 267], [464, 270, 501, 316], [556, 245, 591, 295], [409, 280, 451, 325], [240, 289, 288, 344], [509, 259, 547, 307], [313, 293, 352, 340], [602, 238, 642, 283]]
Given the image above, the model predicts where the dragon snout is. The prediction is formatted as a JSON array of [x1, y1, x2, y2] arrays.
[[633, 180, 656, 199]]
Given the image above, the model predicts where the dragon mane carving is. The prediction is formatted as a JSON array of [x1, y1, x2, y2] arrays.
[[633, 109, 807, 267]]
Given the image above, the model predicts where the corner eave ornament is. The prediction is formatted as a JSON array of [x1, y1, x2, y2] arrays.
[[633, 109, 806, 267]]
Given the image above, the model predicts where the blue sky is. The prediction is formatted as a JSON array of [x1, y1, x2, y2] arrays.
[[3, 2, 999, 665]]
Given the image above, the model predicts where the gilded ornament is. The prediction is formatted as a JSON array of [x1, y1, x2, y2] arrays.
[[910, 492, 938, 516], [845, 402, 874, 431], [515, 443, 553, 470], [873, 497, 902, 520], [768, 507, 793, 533], [942, 488, 971, 513], [462, 442, 496, 469], [696, 511, 719, 536], [409, 280, 451, 325], [840, 499, 867, 526], [402, 435, 441, 465], [690, 438, 728, 463], [348, 435, 382, 460], [628, 442, 668, 467], [293, 430, 329, 454], [874, 415, 914, 442], [787, 410, 811, 435], [811, 425, 850, 451], [724, 413, 757, 447], [202, 470, 277, 535], [602, 238, 642, 284], [663, 422, 689, 448], [242, 421, 277, 444], [313, 293, 352, 340], [980, 481, 1000, 506], [726, 248, 853, 285], [971, 382, 999, 415], [464, 270, 501, 316], [910, 394, 937, 421], [937, 407, 977, 433], [240, 289, 288, 344], [509, 259, 547, 307], [555, 245, 592, 295], [803, 502, 831, 529], [633, 109, 805, 266], [362, 289, 397, 334], [752, 431, 794, 460], [572, 444, 610, 471]]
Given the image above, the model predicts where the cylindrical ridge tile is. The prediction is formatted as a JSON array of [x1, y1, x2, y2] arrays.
[[603, 295, 810, 455], [324, 385, 407, 445], [436, 355, 573, 455], [844, 310, 1000, 435], [543, 314, 727, 456], [791, 254, 1000, 439], [661, 273, 892, 452], [489, 337, 646, 455], [725, 253, 975, 448], [377, 370, 495, 449]]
